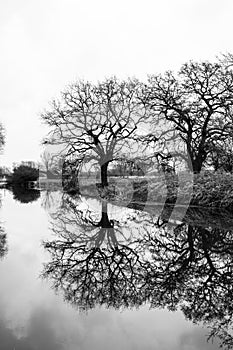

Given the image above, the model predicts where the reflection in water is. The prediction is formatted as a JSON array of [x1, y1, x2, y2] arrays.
[[41, 190, 58, 211], [0, 195, 7, 259], [43, 196, 233, 349], [142, 222, 233, 349], [11, 185, 41, 203], [0, 226, 7, 259], [43, 196, 146, 309], [0, 309, 64, 350]]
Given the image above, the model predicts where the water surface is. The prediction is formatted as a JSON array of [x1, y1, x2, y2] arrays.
[[0, 188, 226, 349]]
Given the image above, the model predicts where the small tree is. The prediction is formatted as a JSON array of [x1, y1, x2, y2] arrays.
[[42, 77, 147, 186]]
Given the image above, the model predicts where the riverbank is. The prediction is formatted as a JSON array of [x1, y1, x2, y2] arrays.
[[74, 172, 233, 212], [38, 172, 233, 212]]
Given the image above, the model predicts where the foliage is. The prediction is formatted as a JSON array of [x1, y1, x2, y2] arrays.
[[12, 165, 39, 184], [11, 185, 40, 203], [190, 171, 233, 209], [207, 140, 233, 172], [97, 171, 233, 211]]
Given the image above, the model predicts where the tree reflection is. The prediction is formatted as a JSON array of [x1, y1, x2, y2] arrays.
[[12, 185, 40, 203], [140, 221, 233, 349], [0, 226, 7, 259], [43, 198, 233, 348], [43, 196, 148, 309], [0, 196, 7, 259]]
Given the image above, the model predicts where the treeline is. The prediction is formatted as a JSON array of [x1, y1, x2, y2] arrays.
[[41, 53, 233, 188], [1, 54, 233, 189]]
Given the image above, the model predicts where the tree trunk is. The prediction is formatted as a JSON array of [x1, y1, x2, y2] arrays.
[[100, 162, 109, 187], [192, 159, 203, 173]]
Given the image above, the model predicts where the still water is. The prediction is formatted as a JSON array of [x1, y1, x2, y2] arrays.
[[0, 188, 228, 349]]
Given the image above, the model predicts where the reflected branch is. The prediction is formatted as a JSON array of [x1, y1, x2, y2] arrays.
[[43, 196, 148, 310]]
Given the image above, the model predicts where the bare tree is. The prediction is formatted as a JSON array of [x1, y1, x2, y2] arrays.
[[40, 150, 56, 173], [145, 58, 233, 173], [42, 78, 148, 186]]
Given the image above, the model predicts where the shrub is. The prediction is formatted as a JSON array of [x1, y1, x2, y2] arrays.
[[12, 165, 39, 184]]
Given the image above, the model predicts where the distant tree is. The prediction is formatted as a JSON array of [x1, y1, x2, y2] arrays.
[[145, 58, 233, 173], [109, 157, 151, 177], [42, 78, 148, 187], [0, 166, 11, 177], [12, 165, 39, 184], [40, 151, 56, 173], [40, 151, 63, 178]]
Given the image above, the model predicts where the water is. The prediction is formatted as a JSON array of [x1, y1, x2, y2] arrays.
[[0, 188, 229, 349]]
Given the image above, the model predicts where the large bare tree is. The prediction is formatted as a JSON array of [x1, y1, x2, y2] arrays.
[[145, 58, 233, 173], [42, 77, 147, 186]]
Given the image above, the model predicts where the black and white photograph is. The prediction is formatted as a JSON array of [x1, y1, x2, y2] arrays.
[[0, 1, 233, 349]]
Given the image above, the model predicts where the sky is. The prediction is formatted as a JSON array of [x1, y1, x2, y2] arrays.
[[1, 0, 233, 168]]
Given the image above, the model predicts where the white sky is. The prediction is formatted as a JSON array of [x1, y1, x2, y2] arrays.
[[0, 0, 233, 168]]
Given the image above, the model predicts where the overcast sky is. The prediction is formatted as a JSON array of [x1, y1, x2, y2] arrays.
[[0, 0, 233, 167]]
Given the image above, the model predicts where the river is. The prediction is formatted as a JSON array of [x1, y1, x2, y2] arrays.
[[0, 188, 228, 349]]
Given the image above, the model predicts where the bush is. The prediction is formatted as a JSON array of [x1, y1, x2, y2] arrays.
[[12, 185, 40, 203], [12, 165, 39, 184]]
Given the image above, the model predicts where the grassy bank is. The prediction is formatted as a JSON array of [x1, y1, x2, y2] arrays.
[[76, 172, 233, 211], [190, 172, 233, 210], [39, 172, 233, 211]]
